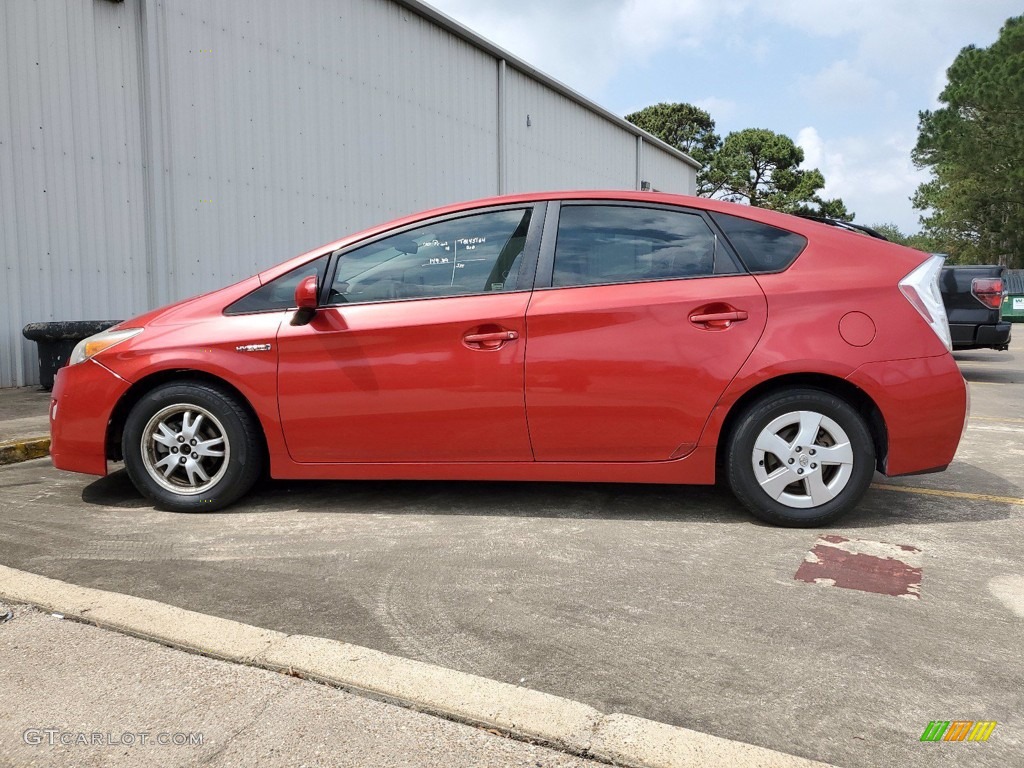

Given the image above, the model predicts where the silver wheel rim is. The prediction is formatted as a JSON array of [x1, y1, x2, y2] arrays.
[[140, 404, 230, 496], [751, 410, 855, 509]]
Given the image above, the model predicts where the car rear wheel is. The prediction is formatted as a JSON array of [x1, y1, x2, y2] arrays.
[[123, 382, 263, 512], [726, 388, 875, 526]]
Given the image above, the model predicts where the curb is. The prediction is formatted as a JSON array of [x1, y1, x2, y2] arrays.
[[0, 436, 50, 465], [0, 565, 831, 768]]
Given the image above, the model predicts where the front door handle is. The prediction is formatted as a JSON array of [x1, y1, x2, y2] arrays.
[[689, 309, 748, 329], [463, 329, 519, 349]]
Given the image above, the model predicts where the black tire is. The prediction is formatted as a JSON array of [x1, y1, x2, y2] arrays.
[[122, 382, 264, 512], [725, 388, 875, 527]]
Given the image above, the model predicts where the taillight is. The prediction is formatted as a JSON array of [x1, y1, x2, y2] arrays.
[[972, 277, 1003, 309], [899, 255, 952, 351]]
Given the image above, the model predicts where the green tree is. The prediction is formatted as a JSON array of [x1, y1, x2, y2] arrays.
[[869, 223, 913, 245], [912, 15, 1024, 268], [713, 128, 853, 220], [868, 223, 943, 252], [625, 102, 722, 195], [625, 105, 852, 220], [794, 196, 854, 222]]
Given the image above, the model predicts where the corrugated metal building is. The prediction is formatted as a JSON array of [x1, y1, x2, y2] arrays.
[[0, 0, 698, 388]]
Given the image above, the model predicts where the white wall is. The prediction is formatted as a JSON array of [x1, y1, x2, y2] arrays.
[[0, 0, 697, 387], [502, 68, 638, 192], [0, 0, 149, 387]]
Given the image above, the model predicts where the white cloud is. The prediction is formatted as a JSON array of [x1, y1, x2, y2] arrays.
[[693, 97, 738, 125], [728, 34, 772, 65], [797, 60, 880, 111], [765, 0, 1020, 81], [428, 0, 748, 96], [762, 0, 879, 37], [430, 0, 1020, 102], [615, 0, 747, 53], [797, 126, 928, 230], [426, 0, 619, 93], [797, 126, 825, 169], [929, 61, 953, 108]]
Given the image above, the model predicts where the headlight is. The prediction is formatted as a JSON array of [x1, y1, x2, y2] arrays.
[[69, 328, 143, 366]]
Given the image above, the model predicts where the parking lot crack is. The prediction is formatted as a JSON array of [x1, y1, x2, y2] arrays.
[[197, 688, 282, 766]]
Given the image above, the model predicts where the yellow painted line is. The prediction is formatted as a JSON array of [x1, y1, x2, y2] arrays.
[[971, 415, 1024, 424], [871, 483, 1024, 506], [966, 381, 1006, 386]]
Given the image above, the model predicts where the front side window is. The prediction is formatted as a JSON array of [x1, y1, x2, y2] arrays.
[[225, 254, 329, 315], [552, 205, 735, 288], [327, 208, 532, 304]]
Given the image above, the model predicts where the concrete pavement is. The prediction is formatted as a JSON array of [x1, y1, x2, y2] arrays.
[[3, 457, 1019, 767], [0, 571, 828, 768], [0, 384, 833, 767], [0, 387, 49, 465], [0, 600, 601, 768]]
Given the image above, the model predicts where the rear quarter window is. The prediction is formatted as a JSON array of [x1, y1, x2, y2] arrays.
[[710, 212, 807, 274]]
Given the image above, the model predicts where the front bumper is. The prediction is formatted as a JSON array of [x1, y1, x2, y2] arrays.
[[847, 354, 968, 476], [50, 360, 131, 476]]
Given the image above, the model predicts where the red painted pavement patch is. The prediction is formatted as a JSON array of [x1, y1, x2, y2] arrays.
[[795, 535, 923, 599]]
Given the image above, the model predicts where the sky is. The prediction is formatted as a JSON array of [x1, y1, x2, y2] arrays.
[[427, 0, 1020, 233]]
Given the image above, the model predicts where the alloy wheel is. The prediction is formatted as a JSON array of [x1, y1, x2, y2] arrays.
[[140, 404, 231, 495]]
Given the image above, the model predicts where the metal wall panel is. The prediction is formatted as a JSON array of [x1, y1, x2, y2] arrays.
[[146, 0, 500, 302], [640, 142, 698, 196], [502, 67, 637, 193], [2, 0, 696, 387], [0, 0, 149, 388]]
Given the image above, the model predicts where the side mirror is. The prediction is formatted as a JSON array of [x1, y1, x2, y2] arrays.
[[291, 275, 319, 326]]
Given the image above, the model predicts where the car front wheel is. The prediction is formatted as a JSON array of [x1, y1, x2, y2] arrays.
[[726, 388, 876, 527], [122, 382, 263, 512]]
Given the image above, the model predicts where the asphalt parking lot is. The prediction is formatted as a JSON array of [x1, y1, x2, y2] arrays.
[[1, 344, 1022, 768]]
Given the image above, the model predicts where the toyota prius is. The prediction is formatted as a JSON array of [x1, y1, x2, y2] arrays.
[[50, 191, 968, 526]]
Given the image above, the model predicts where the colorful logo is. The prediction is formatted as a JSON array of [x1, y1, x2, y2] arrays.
[[920, 721, 997, 742]]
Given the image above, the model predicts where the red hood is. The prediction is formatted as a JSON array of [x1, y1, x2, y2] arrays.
[[112, 276, 263, 329]]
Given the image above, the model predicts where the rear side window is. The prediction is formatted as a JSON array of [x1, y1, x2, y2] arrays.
[[225, 254, 329, 315], [710, 212, 807, 274], [552, 205, 739, 288]]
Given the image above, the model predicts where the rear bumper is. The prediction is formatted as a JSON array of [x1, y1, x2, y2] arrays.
[[50, 360, 131, 476], [950, 321, 1011, 350], [846, 354, 968, 477]]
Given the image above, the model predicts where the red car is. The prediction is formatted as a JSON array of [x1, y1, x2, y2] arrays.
[[50, 191, 968, 526]]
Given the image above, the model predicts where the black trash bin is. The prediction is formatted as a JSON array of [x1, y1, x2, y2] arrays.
[[22, 321, 123, 390]]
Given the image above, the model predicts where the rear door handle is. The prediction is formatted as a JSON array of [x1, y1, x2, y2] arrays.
[[689, 310, 748, 329], [463, 329, 519, 349]]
